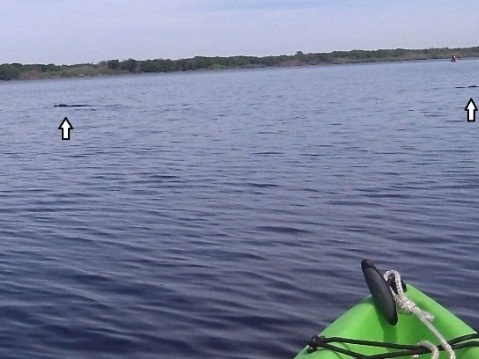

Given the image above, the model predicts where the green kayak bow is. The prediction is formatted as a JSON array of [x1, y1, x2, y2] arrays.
[[294, 260, 479, 359]]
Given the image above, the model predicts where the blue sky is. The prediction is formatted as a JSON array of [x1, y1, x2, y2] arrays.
[[1, 0, 478, 65]]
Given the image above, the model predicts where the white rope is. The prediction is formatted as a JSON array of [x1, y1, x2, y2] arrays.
[[416, 341, 439, 359], [383, 270, 455, 359]]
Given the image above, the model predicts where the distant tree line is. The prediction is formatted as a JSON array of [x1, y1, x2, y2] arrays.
[[1, 46, 479, 80], [0, 63, 22, 80]]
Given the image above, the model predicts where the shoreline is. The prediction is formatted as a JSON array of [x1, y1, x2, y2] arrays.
[[1, 46, 477, 81]]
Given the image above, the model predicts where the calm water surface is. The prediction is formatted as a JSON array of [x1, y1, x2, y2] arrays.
[[0, 60, 479, 358]]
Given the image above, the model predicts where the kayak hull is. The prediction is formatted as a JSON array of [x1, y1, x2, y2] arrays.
[[294, 285, 479, 359]]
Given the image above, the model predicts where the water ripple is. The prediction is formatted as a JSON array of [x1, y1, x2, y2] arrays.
[[0, 61, 479, 358]]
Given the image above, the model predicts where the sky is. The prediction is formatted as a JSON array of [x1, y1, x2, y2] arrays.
[[1, 0, 478, 65]]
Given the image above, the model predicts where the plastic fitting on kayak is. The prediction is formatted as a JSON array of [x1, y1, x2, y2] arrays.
[[361, 259, 398, 325]]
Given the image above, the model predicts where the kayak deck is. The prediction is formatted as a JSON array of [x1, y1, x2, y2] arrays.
[[295, 285, 479, 359]]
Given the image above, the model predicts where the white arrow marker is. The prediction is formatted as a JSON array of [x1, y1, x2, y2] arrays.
[[58, 117, 73, 140], [465, 98, 477, 122]]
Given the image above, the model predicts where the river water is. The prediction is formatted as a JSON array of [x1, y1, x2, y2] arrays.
[[0, 59, 478, 358]]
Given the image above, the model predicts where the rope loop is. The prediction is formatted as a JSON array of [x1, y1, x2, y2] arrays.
[[383, 270, 455, 359], [417, 340, 439, 359]]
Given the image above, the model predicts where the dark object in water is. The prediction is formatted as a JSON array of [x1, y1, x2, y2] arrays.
[[455, 85, 478, 89], [54, 103, 90, 108]]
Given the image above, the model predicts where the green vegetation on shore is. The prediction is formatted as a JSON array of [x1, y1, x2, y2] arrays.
[[1, 46, 478, 81]]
